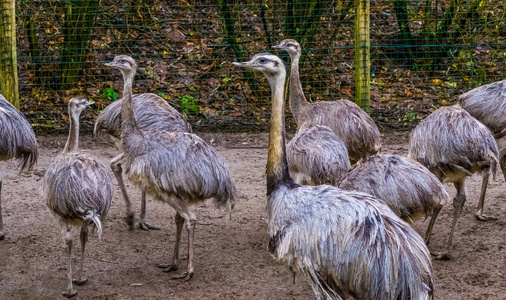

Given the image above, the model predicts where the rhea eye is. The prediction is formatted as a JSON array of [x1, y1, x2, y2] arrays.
[[258, 58, 267, 64]]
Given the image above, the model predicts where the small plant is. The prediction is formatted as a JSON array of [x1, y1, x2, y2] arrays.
[[101, 88, 117, 101], [178, 94, 199, 115]]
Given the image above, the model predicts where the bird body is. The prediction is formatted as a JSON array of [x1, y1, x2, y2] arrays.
[[339, 154, 449, 244], [43, 96, 112, 297], [105, 55, 235, 280], [272, 39, 381, 164], [0, 94, 38, 240], [459, 79, 506, 182], [287, 124, 350, 186], [408, 105, 498, 259], [234, 53, 433, 300], [95, 92, 192, 230]]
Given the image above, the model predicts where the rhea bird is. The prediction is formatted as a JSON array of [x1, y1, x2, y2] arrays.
[[459, 79, 506, 186], [287, 123, 350, 186], [339, 154, 450, 246], [272, 39, 381, 164], [408, 105, 499, 260], [43, 96, 113, 298], [95, 90, 192, 230], [105, 55, 235, 280], [0, 94, 38, 240], [234, 53, 434, 300]]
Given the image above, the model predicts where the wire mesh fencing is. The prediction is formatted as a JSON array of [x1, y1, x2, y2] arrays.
[[0, 0, 505, 133]]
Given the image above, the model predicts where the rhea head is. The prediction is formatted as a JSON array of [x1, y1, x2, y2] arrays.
[[104, 55, 137, 76], [233, 53, 286, 84], [68, 96, 94, 118], [272, 39, 301, 56]]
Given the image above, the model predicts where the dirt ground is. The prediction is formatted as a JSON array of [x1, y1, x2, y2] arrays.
[[0, 131, 505, 300]]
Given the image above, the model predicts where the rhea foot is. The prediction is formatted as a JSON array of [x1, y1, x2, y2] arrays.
[[475, 211, 498, 221], [72, 277, 88, 285], [139, 221, 161, 231], [171, 271, 193, 281], [431, 251, 452, 260], [62, 289, 77, 298], [158, 263, 178, 272]]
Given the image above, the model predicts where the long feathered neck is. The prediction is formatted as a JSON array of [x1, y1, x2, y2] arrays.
[[120, 68, 142, 140], [288, 52, 309, 123], [63, 110, 80, 153], [266, 69, 293, 196]]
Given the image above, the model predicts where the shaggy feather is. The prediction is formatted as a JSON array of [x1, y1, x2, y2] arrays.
[[43, 152, 112, 236], [268, 185, 434, 300], [273, 39, 381, 164], [287, 124, 350, 186], [459, 79, 506, 135], [339, 154, 449, 222], [408, 105, 498, 182], [94, 93, 192, 144], [0, 94, 38, 170]]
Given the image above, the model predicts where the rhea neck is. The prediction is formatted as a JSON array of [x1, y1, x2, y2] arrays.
[[119, 67, 142, 139], [288, 50, 309, 123], [265, 68, 294, 196], [63, 108, 81, 153]]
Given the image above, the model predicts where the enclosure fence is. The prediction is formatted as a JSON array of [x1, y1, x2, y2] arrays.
[[0, 0, 505, 133]]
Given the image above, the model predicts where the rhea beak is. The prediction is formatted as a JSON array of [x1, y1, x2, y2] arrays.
[[271, 44, 281, 49], [233, 60, 253, 68], [86, 101, 95, 107], [104, 62, 113, 67]]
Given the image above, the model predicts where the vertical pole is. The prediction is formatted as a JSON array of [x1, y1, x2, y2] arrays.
[[0, 0, 19, 109], [354, 0, 370, 113]]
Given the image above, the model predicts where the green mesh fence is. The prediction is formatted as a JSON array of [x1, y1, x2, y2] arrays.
[[1, 0, 505, 133]]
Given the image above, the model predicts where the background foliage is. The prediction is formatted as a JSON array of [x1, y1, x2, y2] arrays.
[[2, 0, 506, 132]]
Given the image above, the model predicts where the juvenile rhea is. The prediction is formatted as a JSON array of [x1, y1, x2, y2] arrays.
[[95, 90, 192, 230], [339, 154, 450, 245], [409, 105, 498, 260], [105, 55, 235, 280], [0, 94, 38, 240], [43, 97, 113, 298], [234, 53, 434, 300], [273, 39, 381, 164], [287, 123, 350, 186]]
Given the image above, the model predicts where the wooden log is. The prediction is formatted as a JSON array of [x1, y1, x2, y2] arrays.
[[354, 0, 370, 113], [0, 0, 19, 109]]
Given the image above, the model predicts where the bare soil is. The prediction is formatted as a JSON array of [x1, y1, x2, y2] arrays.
[[1, 131, 505, 300]]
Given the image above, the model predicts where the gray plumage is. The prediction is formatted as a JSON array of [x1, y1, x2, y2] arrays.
[[95, 92, 192, 230], [339, 154, 450, 244], [287, 124, 350, 186], [105, 55, 235, 281], [234, 53, 434, 300], [459, 79, 506, 183], [408, 105, 499, 259], [272, 39, 381, 164], [43, 96, 112, 297], [0, 94, 38, 240]]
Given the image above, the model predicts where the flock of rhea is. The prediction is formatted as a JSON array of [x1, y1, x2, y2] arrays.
[[0, 39, 504, 299]]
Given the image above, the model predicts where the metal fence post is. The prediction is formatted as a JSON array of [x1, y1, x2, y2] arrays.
[[354, 0, 370, 113], [0, 0, 19, 109]]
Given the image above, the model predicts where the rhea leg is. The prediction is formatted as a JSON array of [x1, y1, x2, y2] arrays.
[[433, 180, 467, 260], [424, 204, 443, 245], [110, 153, 134, 229], [172, 219, 195, 281], [159, 212, 184, 272], [475, 172, 497, 221], [62, 226, 77, 298], [0, 179, 4, 240], [138, 190, 160, 231], [73, 224, 88, 285]]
